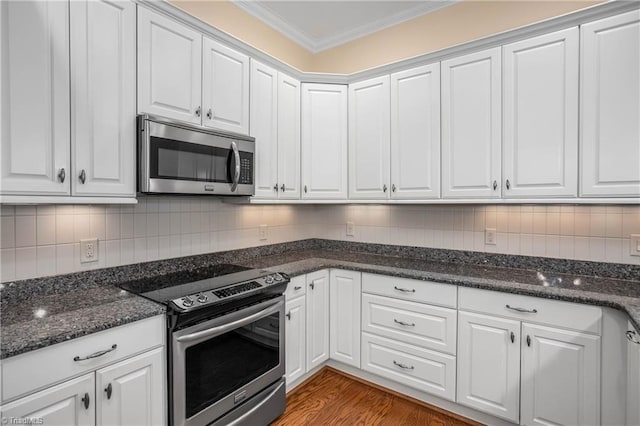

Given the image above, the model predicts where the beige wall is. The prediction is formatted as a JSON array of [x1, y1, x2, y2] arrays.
[[169, 0, 603, 74]]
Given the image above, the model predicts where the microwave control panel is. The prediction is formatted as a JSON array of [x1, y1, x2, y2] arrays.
[[239, 152, 253, 184]]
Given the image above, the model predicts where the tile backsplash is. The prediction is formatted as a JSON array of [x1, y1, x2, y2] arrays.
[[1, 200, 639, 282]]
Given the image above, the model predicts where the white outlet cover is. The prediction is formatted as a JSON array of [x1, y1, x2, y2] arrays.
[[80, 238, 99, 263], [259, 225, 268, 241], [346, 222, 355, 237], [485, 228, 497, 245], [630, 234, 640, 257]]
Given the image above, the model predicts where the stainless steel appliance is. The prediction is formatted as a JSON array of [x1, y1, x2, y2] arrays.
[[119, 264, 289, 426], [137, 114, 255, 196]]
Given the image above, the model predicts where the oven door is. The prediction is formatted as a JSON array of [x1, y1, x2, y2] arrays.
[[171, 297, 285, 426]]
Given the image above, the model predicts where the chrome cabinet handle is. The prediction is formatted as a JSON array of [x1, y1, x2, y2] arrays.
[[383, 184, 388, 192], [286, 311, 291, 320], [526, 335, 531, 347], [392, 184, 396, 192], [280, 184, 285, 192], [81, 393, 90, 410], [510, 331, 515, 343], [206, 108, 212, 120], [493, 180, 497, 190], [230, 141, 240, 192], [58, 168, 66, 183], [394, 286, 415, 293], [105, 383, 113, 400], [79, 169, 86, 184], [293, 286, 302, 290], [506, 179, 511, 190], [304, 185, 308, 193], [195, 106, 201, 117], [274, 183, 278, 191], [393, 360, 414, 370], [310, 283, 315, 290], [394, 319, 415, 327], [627, 330, 640, 344], [74, 344, 117, 361], [505, 304, 537, 314]]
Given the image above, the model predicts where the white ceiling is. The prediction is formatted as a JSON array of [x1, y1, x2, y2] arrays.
[[232, 1, 459, 53]]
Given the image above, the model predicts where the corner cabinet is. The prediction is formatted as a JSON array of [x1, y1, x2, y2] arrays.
[[580, 10, 640, 198], [301, 84, 348, 200]]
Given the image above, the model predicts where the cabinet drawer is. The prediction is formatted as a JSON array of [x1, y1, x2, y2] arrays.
[[284, 275, 306, 300], [459, 287, 602, 334], [361, 332, 456, 401], [362, 273, 456, 308], [2, 315, 164, 402], [362, 294, 456, 355]]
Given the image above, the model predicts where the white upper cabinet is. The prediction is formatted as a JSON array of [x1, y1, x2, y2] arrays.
[[581, 10, 640, 198], [277, 74, 301, 200], [137, 7, 202, 124], [502, 28, 579, 198], [390, 64, 441, 199], [250, 60, 279, 199], [1, 0, 70, 196], [441, 48, 502, 199], [348, 76, 391, 199], [202, 38, 250, 134], [70, 0, 136, 197], [301, 84, 348, 200]]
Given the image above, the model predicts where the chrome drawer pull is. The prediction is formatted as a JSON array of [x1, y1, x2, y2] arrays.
[[505, 304, 537, 314], [393, 360, 414, 370], [73, 344, 117, 362], [394, 286, 415, 293], [394, 319, 415, 327], [627, 330, 640, 345], [293, 286, 302, 291]]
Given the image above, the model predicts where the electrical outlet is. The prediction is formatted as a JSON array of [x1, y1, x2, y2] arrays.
[[80, 238, 99, 263], [630, 234, 640, 257], [346, 222, 355, 237], [259, 225, 268, 241], [485, 228, 497, 245]]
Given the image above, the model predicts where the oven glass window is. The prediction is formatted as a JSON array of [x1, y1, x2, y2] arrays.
[[184, 311, 280, 418]]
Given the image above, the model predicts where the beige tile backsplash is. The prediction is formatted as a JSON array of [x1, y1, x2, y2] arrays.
[[0, 201, 639, 282]]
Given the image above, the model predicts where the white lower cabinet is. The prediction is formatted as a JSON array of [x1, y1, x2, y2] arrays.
[[285, 293, 306, 386], [306, 270, 330, 371], [329, 269, 362, 368], [627, 322, 640, 426]]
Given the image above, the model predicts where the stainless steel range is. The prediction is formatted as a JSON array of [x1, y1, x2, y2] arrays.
[[119, 264, 289, 426]]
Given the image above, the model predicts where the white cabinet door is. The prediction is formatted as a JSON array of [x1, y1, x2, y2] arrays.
[[277, 74, 301, 200], [390, 64, 441, 199], [329, 269, 361, 368], [441, 48, 501, 199], [348, 76, 390, 199], [137, 7, 202, 124], [96, 347, 165, 426], [581, 10, 640, 198], [1, 374, 95, 426], [202, 38, 250, 134], [306, 270, 330, 371], [520, 323, 600, 426], [503, 28, 579, 198], [250, 60, 279, 199], [70, 0, 136, 197], [457, 311, 520, 423], [285, 295, 306, 386], [627, 322, 640, 426], [1, 0, 70, 195], [301, 84, 348, 200]]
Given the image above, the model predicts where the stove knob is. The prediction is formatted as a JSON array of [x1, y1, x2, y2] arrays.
[[265, 276, 274, 284], [274, 274, 283, 281], [197, 294, 208, 303], [182, 297, 194, 307]]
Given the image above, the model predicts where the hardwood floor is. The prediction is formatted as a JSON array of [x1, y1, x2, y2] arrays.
[[272, 368, 481, 426]]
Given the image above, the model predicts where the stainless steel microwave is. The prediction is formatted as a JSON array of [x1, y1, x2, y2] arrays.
[[137, 115, 255, 196]]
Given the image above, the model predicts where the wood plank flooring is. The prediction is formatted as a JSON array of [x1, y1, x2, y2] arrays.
[[272, 368, 481, 426]]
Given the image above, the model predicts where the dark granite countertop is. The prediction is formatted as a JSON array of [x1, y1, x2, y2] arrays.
[[2, 239, 639, 359]]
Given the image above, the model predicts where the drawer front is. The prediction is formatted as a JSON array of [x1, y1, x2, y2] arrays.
[[459, 287, 602, 334], [361, 332, 456, 401], [362, 293, 456, 355], [362, 273, 457, 308], [284, 275, 306, 300], [2, 315, 165, 402]]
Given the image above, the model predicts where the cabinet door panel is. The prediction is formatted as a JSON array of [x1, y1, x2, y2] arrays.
[[277, 74, 301, 200], [349, 76, 390, 199], [330, 269, 361, 368], [1, 0, 70, 195], [285, 296, 306, 387], [627, 322, 640, 425], [71, 0, 136, 197], [1, 374, 94, 426], [96, 347, 165, 426], [202, 38, 249, 134], [521, 323, 600, 426], [250, 60, 278, 199], [457, 311, 520, 422], [137, 7, 201, 124], [301, 84, 348, 199], [442, 48, 501, 198], [581, 10, 640, 197], [503, 27, 579, 198], [306, 270, 330, 370], [390, 64, 441, 199]]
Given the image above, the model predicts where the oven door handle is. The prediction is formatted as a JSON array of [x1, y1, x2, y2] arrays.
[[176, 302, 281, 344], [230, 141, 240, 192]]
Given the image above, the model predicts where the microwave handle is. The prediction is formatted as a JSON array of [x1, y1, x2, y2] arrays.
[[230, 141, 240, 192]]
